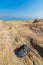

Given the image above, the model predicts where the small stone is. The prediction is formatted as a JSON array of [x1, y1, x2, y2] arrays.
[[14, 45, 31, 58]]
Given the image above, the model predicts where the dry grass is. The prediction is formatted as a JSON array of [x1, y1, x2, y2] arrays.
[[0, 20, 43, 65]]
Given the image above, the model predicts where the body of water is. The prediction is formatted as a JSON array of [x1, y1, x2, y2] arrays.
[[0, 18, 34, 21]]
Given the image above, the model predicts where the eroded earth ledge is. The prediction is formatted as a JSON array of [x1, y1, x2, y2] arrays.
[[0, 20, 43, 65]]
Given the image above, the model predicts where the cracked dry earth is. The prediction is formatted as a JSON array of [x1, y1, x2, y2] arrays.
[[0, 20, 43, 65]]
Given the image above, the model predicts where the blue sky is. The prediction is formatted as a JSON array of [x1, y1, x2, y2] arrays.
[[0, 0, 43, 19]]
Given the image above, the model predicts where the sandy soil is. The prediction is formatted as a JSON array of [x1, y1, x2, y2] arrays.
[[0, 20, 43, 65]]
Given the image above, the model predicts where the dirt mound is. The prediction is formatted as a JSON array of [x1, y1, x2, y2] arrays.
[[0, 20, 43, 65]]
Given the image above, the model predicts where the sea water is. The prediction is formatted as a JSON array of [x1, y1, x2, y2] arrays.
[[0, 17, 34, 21]]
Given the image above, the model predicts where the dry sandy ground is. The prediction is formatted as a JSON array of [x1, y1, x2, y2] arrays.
[[0, 20, 43, 65]]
